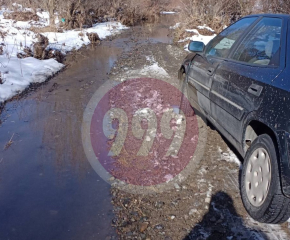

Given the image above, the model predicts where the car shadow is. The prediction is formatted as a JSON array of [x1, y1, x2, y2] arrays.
[[183, 191, 270, 240]]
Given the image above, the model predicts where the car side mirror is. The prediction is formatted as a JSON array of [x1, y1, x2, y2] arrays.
[[188, 41, 205, 53]]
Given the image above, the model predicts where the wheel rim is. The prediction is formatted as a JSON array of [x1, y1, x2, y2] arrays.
[[245, 148, 272, 207]]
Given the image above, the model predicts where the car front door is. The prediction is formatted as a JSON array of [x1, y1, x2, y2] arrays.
[[187, 17, 259, 116], [209, 17, 286, 147]]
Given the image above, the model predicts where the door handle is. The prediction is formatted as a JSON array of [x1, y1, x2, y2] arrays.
[[207, 67, 215, 75], [248, 84, 263, 97]]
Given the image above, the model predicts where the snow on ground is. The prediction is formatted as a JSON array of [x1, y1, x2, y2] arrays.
[[169, 22, 181, 30], [117, 55, 169, 81], [181, 28, 216, 51], [197, 25, 215, 33], [160, 11, 177, 15], [0, 7, 127, 103], [141, 56, 169, 77], [46, 22, 128, 53], [171, 23, 216, 51], [218, 147, 242, 168], [0, 58, 63, 102]]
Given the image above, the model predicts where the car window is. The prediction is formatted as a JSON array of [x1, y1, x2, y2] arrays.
[[205, 17, 258, 58], [231, 18, 282, 66]]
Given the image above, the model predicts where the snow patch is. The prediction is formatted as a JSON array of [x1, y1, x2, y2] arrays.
[[160, 11, 177, 15], [245, 217, 289, 240], [140, 63, 169, 77], [180, 28, 216, 51], [218, 147, 242, 168], [170, 22, 181, 30], [0, 57, 63, 102], [197, 25, 215, 33], [124, 55, 169, 80], [0, 7, 127, 102]]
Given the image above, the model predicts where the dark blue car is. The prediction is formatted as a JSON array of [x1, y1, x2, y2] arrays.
[[179, 14, 290, 224]]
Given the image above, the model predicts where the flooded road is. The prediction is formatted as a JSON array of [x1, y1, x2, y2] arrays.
[[0, 16, 175, 240], [2, 13, 289, 240]]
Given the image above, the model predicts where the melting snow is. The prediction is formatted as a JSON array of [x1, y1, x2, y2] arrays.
[[160, 11, 177, 15], [197, 25, 215, 33], [0, 7, 127, 102], [124, 55, 169, 80], [169, 22, 181, 29], [218, 147, 242, 168], [0, 58, 63, 102], [180, 28, 216, 51]]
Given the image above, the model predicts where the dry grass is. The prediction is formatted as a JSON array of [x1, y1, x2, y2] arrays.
[[2, 0, 165, 29], [175, 0, 290, 40], [29, 26, 59, 34], [178, 0, 254, 33], [173, 0, 258, 43], [3, 11, 39, 21], [4, 0, 290, 46]]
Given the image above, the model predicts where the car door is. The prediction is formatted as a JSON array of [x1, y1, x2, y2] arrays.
[[187, 17, 259, 116], [209, 17, 286, 143]]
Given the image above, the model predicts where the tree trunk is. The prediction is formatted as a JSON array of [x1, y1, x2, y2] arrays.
[[47, 0, 55, 26]]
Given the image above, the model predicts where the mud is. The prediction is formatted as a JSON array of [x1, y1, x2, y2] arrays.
[[106, 19, 290, 240], [0, 14, 290, 240]]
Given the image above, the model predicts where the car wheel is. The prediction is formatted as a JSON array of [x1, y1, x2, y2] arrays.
[[241, 134, 290, 224]]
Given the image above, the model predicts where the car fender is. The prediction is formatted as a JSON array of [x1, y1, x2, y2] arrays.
[[178, 52, 197, 79]]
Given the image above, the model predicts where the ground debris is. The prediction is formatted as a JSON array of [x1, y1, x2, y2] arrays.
[[4, 133, 14, 150], [17, 47, 33, 59], [48, 83, 59, 93]]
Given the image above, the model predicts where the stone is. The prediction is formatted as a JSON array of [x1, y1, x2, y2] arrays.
[[189, 209, 197, 215], [154, 224, 164, 230], [139, 222, 149, 233]]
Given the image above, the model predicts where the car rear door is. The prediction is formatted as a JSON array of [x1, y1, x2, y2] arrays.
[[209, 17, 286, 144], [187, 17, 259, 116]]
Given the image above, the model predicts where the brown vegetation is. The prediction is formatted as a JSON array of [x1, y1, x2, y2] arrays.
[[3, 11, 39, 21], [178, 0, 290, 34], [173, 0, 290, 43], [33, 34, 49, 59], [30, 34, 64, 62], [2, 0, 168, 29], [261, 0, 290, 14], [86, 32, 101, 45], [178, 0, 254, 34], [17, 47, 33, 59]]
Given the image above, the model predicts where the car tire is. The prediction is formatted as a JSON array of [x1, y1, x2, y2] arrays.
[[179, 72, 194, 117], [241, 134, 290, 224]]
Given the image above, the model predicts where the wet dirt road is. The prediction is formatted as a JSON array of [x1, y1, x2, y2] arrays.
[[0, 16, 175, 240], [106, 36, 290, 240], [0, 15, 290, 240]]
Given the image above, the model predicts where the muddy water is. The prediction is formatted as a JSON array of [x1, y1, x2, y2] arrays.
[[0, 16, 176, 240]]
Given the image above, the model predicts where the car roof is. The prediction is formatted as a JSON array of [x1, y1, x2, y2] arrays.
[[243, 13, 290, 19]]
